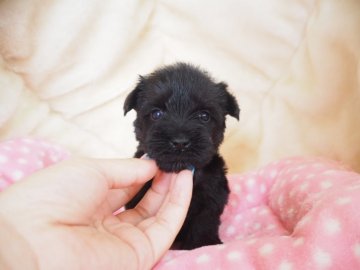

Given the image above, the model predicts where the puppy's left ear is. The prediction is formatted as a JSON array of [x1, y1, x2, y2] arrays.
[[217, 82, 240, 120], [123, 76, 145, 115]]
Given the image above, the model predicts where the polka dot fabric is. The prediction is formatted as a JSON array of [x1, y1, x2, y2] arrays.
[[155, 157, 360, 270], [0, 138, 69, 191]]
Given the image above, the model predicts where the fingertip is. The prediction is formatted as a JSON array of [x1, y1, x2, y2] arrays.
[[186, 165, 195, 175], [138, 154, 157, 172], [91, 158, 159, 188], [132, 158, 158, 180], [140, 153, 151, 160]]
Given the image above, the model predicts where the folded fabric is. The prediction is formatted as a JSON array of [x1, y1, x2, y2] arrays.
[[1, 139, 359, 269]]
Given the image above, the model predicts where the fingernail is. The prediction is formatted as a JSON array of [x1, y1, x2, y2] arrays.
[[140, 153, 151, 160], [187, 165, 195, 175]]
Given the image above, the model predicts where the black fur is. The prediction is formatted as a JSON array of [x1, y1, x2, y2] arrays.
[[124, 62, 240, 250]]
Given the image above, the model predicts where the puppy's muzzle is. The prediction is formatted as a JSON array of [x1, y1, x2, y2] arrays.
[[170, 137, 191, 152]]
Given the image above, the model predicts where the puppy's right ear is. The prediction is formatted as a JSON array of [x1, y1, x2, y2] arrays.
[[123, 76, 144, 115], [217, 82, 240, 120]]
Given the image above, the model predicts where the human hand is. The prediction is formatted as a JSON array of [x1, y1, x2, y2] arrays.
[[0, 158, 193, 270]]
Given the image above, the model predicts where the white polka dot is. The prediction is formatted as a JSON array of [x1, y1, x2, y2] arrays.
[[21, 146, 30, 153], [259, 243, 274, 256], [278, 260, 293, 270], [227, 251, 241, 261], [246, 238, 257, 245], [226, 226, 236, 236], [196, 253, 210, 264], [253, 223, 261, 230], [266, 224, 276, 231], [12, 170, 24, 181], [164, 259, 175, 266], [291, 174, 300, 182], [295, 165, 306, 171], [235, 214, 243, 221], [353, 243, 360, 258], [324, 218, 341, 235], [312, 163, 324, 168], [0, 155, 8, 164], [230, 200, 238, 207], [216, 245, 226, 250], [260, 184, 267, 194], [2, 146, 11, 151], [313, 249, 332, 268], [306, 174, 315, 179], [321, 181, 333, 190], [297, 216, 311, 228], [162, 252, 173, 260], [299, 182, 309, 191], [233, 184, 242, 193], [246, 194, 254, 202], [259, 208, 269, 216], [293, 237, 304, 247], [270, 170, 277, 179], [287, 208, 296, 219], [336, 197, 352, 205], [246, 178, 256, 188], [17, 158, 28, 165]]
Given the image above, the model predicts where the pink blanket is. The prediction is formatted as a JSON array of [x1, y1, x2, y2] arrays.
[[0, 138, 69, 190], [1, 138, 360, 269]]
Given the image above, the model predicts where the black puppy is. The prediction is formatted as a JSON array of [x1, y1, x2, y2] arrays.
[[124, 63, 240, 250]]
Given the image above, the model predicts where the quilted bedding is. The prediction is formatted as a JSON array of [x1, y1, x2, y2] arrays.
[[1, 0, 360, 269]]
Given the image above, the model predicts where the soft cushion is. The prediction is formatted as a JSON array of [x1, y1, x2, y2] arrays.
[[1, 139, 359, 269], [155, 157, 360, 269]]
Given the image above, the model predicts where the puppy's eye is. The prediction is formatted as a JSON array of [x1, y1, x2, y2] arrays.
[[150, 109, 164, 120], [198, 111, 210, 122]]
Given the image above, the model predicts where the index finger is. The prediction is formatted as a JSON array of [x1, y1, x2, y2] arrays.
[[13, 157, 159, 199], [86, 158, 158, 189]]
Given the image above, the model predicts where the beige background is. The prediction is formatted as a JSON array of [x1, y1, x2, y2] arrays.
[[0, 0, 359, 173]]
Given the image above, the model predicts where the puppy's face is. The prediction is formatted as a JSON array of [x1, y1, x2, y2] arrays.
[[124, 63, 240, 172]]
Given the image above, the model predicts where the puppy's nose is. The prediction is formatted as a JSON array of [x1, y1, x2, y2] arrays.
[[170, 138, 191, 151]]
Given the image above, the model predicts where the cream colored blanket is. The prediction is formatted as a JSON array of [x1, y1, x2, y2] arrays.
[[0, 0, 359, 173]]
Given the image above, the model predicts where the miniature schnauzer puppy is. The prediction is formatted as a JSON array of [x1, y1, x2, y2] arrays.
[[123, 62, 240, 250]]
